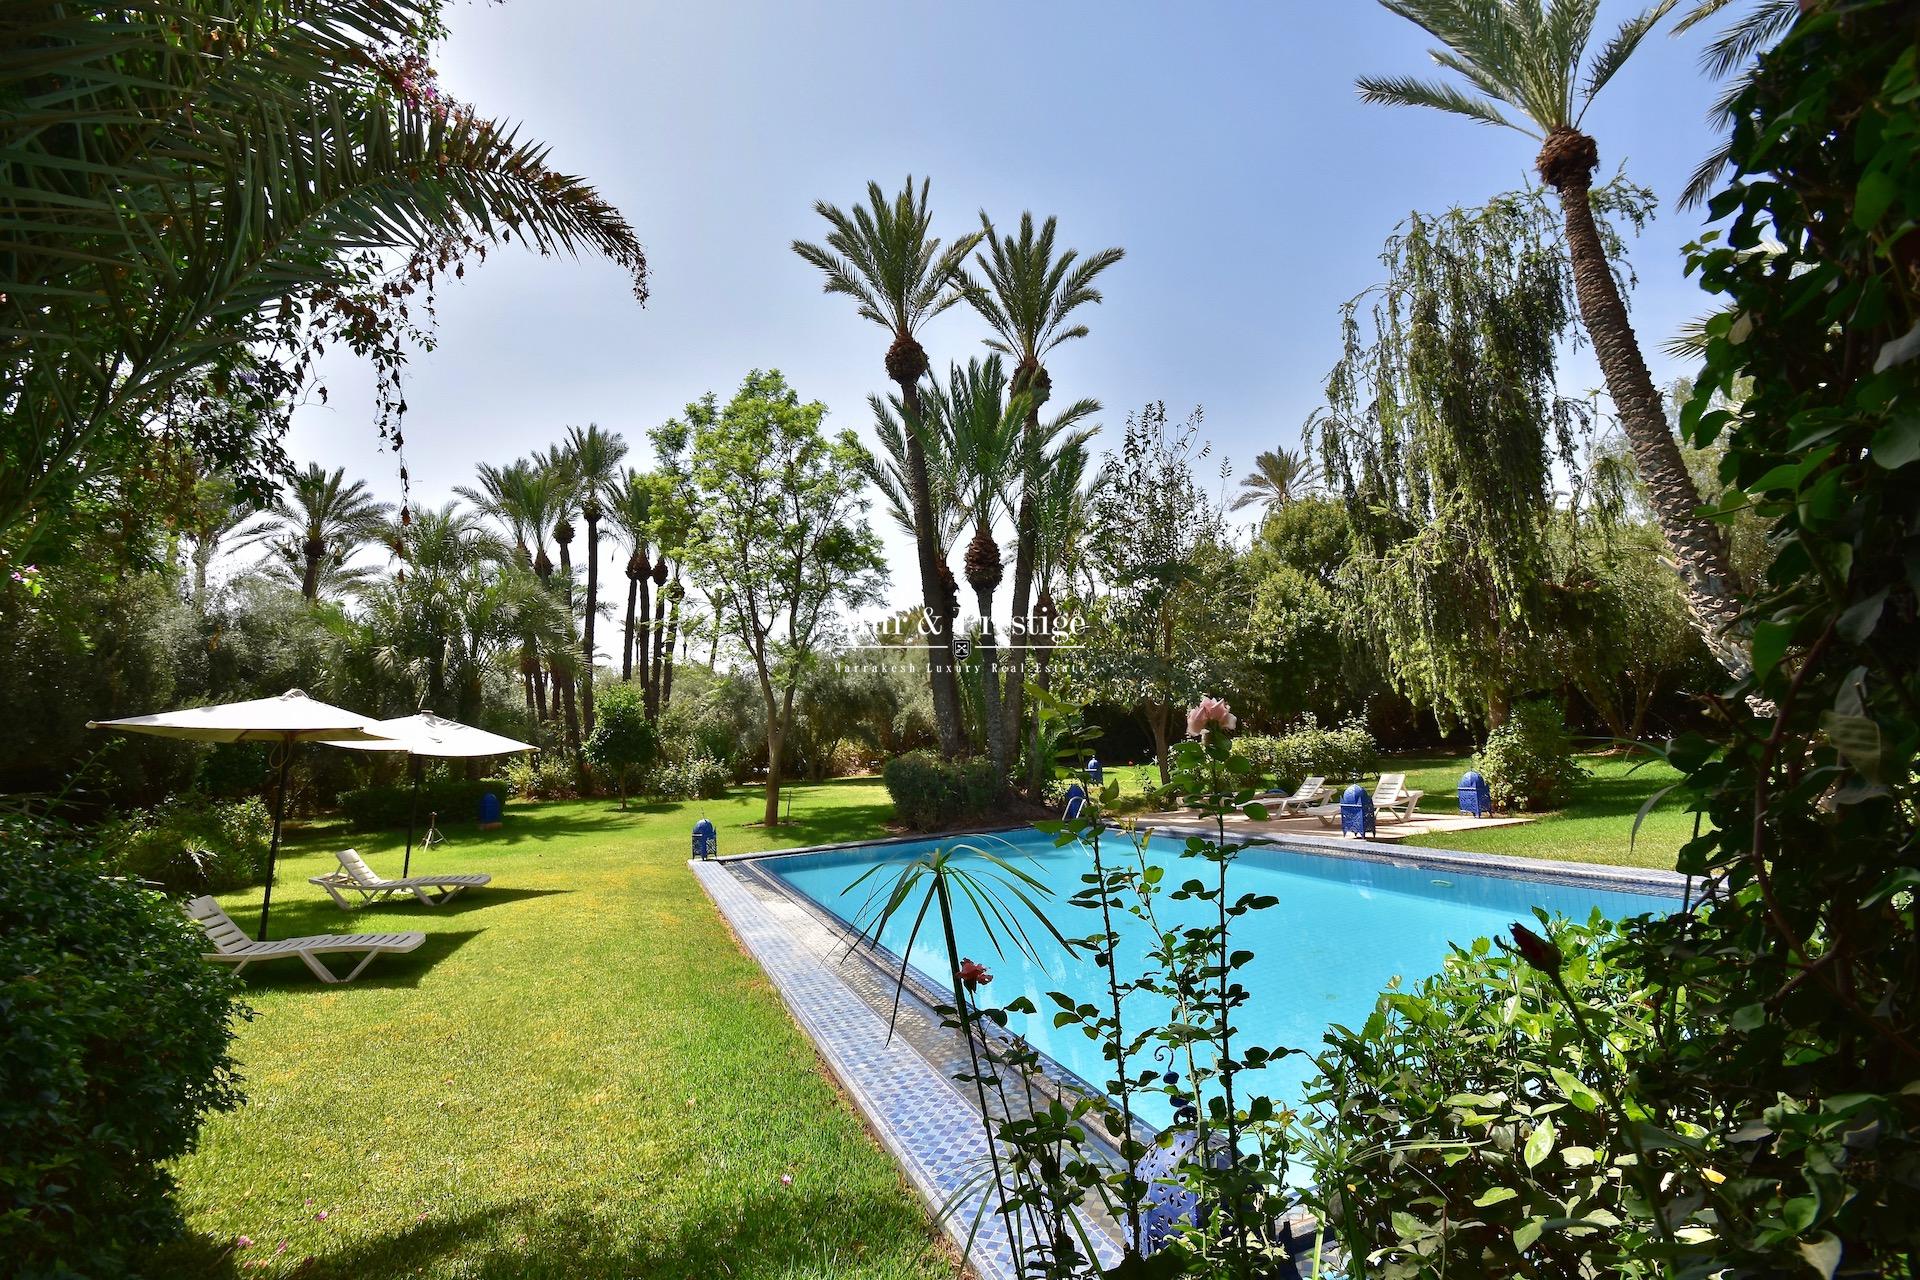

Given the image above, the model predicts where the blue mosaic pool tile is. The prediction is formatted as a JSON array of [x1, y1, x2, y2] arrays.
[[695, 858, 1123, 1278]]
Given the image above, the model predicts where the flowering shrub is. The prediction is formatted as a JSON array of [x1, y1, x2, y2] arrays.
[[1476, 699, 1586, 811], [106, 794, 271, 892]]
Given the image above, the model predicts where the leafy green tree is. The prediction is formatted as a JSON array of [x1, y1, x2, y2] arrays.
[[1076, 403, 1251, 780], [1360, 0, 1751, 677], [679, 370, 885, 827], [0, 0, 647, 563], [963, 212, 1122, 771], [1312, 191, 1633, 730], [792, 178, 980, 758], [583, 682, 659, 808]]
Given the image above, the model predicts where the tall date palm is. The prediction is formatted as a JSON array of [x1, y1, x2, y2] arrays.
[[248, 463, 389, 603], [564, 423, 628, 732], [1359, 0, 1749, 676], [963, 213, 1122, 769], [1230, 448, 1316, 517], [793, 178, 981, 757], [605, 468, 654, 685]]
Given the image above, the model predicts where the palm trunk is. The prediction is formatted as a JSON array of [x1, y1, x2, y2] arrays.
[[636, 560, 653, 706], [581, 511, 600, 733], [1024, 591, 1057, 798], [999, 381, 1044, 778], [301, 543, 323, 602], [621, 567, 639, 681], [646, 576, 669, 716], [661, 577, 682, 712], [1545, 131, 1748, 677], [895, 355, 967, 758], [966, 522, 1007, 779], [555, 659, 584, 779]]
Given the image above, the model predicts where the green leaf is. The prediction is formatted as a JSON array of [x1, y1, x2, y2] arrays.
[[1783, 1195, 1818, 1233], [1523, 1118, 1556, 1168], [1513, 1217, 1544, 1252], [1473, 1186, 1520, 1207], [1549, 1067, 1602, 1112], [1798, 1233, 1843, 1279], [1870, 413, 1920, 469], [1732, 1003, 1767, 1032], [1751, 620, 1794, 679], [1855, 169, 1897, 230], [1819, 711, 1884, 782], [1837, 589, 1890, 644]]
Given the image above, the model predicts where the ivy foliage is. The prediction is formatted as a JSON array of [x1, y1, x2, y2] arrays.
[[1621, 6, 1920, 1274]]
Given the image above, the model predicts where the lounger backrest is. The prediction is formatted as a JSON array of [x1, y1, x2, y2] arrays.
[[1295, 776, 1325, 800], [336, 848, 383, 887], [184, 896, 251, 953], [1375, 773, 1407, 802]]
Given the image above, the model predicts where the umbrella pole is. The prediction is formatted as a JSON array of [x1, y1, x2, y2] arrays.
[[404, 757, 421, 877], [259, 741, 293, 941]]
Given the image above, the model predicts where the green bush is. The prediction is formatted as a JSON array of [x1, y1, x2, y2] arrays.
[[105, 793, 271, 893], [584, 684, 660, 806], [337, 777, 509, 830], [1237, 715, 1378, 790], [1476, 699, 1587, 811], [0, 816, 248, 1278], [650, 752, 731, 801], [1303, 913, 1691, 1278], [502, 755, 576, 801], [882, 751, 1003, 830]]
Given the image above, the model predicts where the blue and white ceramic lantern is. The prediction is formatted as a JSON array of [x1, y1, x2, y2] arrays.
[[1339, 782, 1376, 838], [1458, 769, 1493, 818], [692, 818, 717, 860], [1086, 755, 1104, 785]]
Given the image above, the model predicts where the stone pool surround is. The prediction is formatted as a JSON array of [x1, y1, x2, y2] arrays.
[[692, 823, 1690, 1277]]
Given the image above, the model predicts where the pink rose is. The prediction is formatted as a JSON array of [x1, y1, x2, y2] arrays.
[[1186, 697, 1237, 739], [957, 959, 992, 990]]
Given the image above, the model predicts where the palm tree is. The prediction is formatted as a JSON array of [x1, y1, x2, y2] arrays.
[[1230, 448, 1316, 516], [963, 212, 1122, 768], [1359, 0, 1749, 677], [179, 470, 259, 610], [928, 357, 1029, 773], [1025, 442, 1096, 796], [248, 463, 389, 602], [793, 178, 982, 757], [865, 391, 971, 561], [1670, 0, 1799, 207], [563, 423, 629, 732], [458, 459, 559, 719], [2, 1, 648, 562], [535, 446, 586, 767], [605, 469, 655, 684]]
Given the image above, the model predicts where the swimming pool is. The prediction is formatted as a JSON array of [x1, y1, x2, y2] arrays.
[[767, 827, 1682, 1129]]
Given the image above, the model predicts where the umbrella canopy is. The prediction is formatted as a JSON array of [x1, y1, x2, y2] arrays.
[[87, 688, 388, 743], [90, 689, 391, 941], [326, 712, 535, 874], [328, 712, 536, 759]]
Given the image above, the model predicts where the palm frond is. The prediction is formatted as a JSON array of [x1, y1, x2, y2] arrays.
[[1355, 73, 1530, 133], [1580, 1, 1678, 121]]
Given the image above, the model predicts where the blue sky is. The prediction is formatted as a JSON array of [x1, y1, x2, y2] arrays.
[[287, 1, 1735, 626]]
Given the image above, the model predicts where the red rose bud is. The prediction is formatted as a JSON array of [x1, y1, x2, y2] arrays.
[[957, 959, 992, 990], [1508, 923, 1563, 973]]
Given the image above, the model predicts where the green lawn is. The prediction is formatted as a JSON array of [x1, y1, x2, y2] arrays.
[[1390, 750, 1694, 870], [154, 780, 954, 1280], [154, 753, 1686, 1278]]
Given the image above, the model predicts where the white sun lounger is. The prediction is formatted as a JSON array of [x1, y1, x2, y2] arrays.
[[309, 848, 493, 910], [1310, 773, 1427, 825], [1265, 776, 1329, 816], [184, 896, 423, 983]]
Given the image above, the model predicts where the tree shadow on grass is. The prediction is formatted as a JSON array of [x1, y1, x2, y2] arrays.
[[153, 1184, 948, 1279]]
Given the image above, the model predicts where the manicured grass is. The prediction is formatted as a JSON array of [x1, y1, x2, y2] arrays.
[[152, 779, 953, 1280], [1391, 750, 1694, 870]]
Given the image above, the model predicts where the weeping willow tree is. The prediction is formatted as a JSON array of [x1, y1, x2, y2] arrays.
[[1310, 185, 1650, 731]]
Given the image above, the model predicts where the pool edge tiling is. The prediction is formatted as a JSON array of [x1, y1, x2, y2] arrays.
[[691, 856, 1032, 1280]]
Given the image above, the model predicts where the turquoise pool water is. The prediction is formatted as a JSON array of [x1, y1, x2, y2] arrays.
[[768, 828, 1681, 1128]]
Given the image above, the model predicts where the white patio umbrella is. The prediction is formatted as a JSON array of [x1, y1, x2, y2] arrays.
[[89, 689, 391, 940], [328, 713, 536, 875]]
